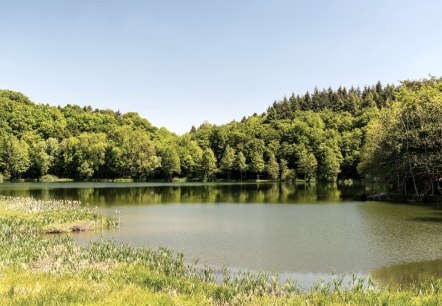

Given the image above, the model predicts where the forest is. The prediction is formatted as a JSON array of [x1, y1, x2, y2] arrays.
[[0, 78, 441, 196]]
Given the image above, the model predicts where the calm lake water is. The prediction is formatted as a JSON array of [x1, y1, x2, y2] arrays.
[[1, 181, 441, 287]]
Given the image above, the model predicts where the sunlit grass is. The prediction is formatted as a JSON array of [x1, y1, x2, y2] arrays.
[[0, 196, 441, 305], [0, 196, 116, 234]]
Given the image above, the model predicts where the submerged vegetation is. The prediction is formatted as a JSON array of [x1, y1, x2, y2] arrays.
[[0, 196, 441, 305], [0, 77, 441, 197]]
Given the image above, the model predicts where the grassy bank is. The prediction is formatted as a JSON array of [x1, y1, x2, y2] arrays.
[[0, 196, 441, 305]]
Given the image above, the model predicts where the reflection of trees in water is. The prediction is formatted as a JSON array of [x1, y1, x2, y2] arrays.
[[356, 202, 442, 284], [0, 182, 368, 206], [334, 180, 387, 200], [371, 258, 442, 288]]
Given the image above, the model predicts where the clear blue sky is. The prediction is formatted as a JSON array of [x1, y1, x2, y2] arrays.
[[1, 1, 441, 134]]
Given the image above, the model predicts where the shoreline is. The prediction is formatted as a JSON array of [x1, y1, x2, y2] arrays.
[[367, 192, 442, 205]]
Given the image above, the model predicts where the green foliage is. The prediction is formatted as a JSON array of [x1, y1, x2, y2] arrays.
[[2, 136, 30, 179], [161, 146, 181, 181], [108, 127, 161, 179], [39, 174, 72, 182], [235, 151, 247, 180], [0, 78, 438, 188], [266, 153, 280, 180], [359, 77, 442, 196], [201, 148, 217, 180], [0, 90, 32, 104], [220, 145, 236, 179], [249, 150, 265, 179], [279, 159, 295, 181], [176, 136, 203, 179], [61, 133, 107, 179], [296, 145, 317, 181], [22, 132, 52, 177], [316, 145, 342, 182]]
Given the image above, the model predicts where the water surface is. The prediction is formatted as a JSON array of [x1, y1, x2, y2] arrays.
[[1, 181, 441, 287]]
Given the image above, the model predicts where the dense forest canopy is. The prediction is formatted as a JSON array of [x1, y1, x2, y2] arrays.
[[358, 79, 442, 196], [0, 78, 441, 196]]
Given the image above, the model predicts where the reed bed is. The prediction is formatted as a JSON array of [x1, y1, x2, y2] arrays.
[[0, 196, 116, 234], [0, 196, 441, 305], [1, 196, 83, 212]]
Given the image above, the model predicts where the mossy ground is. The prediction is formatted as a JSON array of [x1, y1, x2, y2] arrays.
[[0, 196, 441, 305]]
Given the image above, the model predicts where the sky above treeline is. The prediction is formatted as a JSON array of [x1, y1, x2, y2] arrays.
[[1, 0, 441, 134]]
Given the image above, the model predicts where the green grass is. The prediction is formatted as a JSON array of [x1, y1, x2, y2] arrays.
[[0, 196, 441, 305], [39, 175, 74, 182]]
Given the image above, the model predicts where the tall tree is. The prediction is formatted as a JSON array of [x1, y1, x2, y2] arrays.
[[161, 146, 181, 181], [220, 145, 236, 179], [249, 150, 265, 180], [4, 136, 30, 179], [296, 147, 317, 181], [235, 151, 247, 180], [266, 153, 280, 180], [201, 148, 217, 181]]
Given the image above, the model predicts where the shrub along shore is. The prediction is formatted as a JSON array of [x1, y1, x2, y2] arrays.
[[0, 196, 441, 305]]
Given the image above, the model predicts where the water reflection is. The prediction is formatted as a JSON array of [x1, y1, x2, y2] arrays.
[[1, 181, 440, 288], [372, 258, 442, 287], [0, 181, 370, 206], [356, 202, 442, 269]]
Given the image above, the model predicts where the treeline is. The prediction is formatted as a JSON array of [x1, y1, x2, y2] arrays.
[[0, 78, 441, 196], [267, 81, 395, 119], [189, 81, 397, 181]]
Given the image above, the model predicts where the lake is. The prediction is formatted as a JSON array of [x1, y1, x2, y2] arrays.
[[1, 181, 441, 288]]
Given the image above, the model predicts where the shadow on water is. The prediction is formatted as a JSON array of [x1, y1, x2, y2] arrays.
[[371, 258, 442, 288], [0, 181, 372, 206], [409, 216, 442, 223]]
